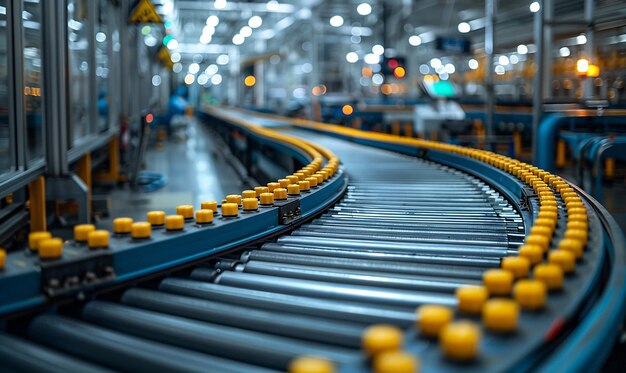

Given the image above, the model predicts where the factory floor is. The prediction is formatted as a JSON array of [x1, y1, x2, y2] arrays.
[[97, 121, 250, 231]]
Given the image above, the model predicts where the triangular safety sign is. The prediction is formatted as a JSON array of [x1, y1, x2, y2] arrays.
[[129, 0, 163, 24]]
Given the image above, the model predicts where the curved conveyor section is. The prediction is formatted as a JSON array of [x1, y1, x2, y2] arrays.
[[1, 109, 624, 373]]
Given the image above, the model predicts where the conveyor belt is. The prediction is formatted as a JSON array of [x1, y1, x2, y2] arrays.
[[1, 112, 625, 373]]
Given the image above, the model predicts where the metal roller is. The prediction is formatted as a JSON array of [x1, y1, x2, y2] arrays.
[[242, 249, 488, 279], [121, 287, 366, 347], [159, 277, 416, 325], [258, 243, 502, 268], [0, 333, 113, 373], [213, 271, 458, 308], [227, 261, 481, 292], [81, 301, 362, 370], [27, 314, 278, 373]]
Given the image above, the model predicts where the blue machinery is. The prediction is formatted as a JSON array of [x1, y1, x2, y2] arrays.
[[0, 108, 625, 372]]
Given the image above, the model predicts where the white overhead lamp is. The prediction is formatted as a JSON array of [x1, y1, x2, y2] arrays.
[[330, 15, 344, 27], [576, 34, 587, 45], [200, 33, 212, 44], [214, 0, 227, 10], [249, 16, 263, 28], [445, 63, 455, 74], [197, 74, 209, 85], [266, 1, 279, 11], [170, 52, 181, 63], [203, 25, 215, 36], [240, 26, 253, 37], [529, 1, 540, 13], [216, 55, 229, 65], [498, 55, 510, 66], [232, 34, 245, 45], [364, 53, 380, 64], [166, 39, 178, 50], [211, 74, 222, 85], [206, 64, 219, 75], [346, 51, 359, 63], [206, 15, 219, 27], [357, 3, 372, 16], [517, 44, 528, 55], [408, 35, 422, 46], [559, 47, 570, 57], [372, 44, 384, 55], [188, 63, 200, 74], [495, 65, 505, 75], [468, 58, 478, 70], [372, 73, 384, 85], [173, 63, 182, 73], [184, 74, 195, 85], [457, 22, 470, 33], [430, 57, 442, 69], [152, 75, 162, 86], [510, 55, 519, 64]]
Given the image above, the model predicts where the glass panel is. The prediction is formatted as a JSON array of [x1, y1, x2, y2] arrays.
[[67, 0, 91, 144], [23, 0, 44, 164], [96, 0, 109, 132], [0, 0, 10, 174]]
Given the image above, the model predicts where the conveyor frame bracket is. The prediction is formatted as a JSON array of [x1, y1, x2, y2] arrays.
[[40, 251, 115, 298], [275, 199, 301, 225]]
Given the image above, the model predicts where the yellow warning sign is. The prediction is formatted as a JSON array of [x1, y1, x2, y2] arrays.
[[129, 0, 163, 24], [157, 47, 173, 69]]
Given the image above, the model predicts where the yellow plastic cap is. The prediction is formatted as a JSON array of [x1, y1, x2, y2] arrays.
[[267, 182, 281, 192], [243, 198, 259, 211], [165, 215, 185, 231], [278, 179, 291, 188], [530, 225, 554, 238], [417, 304, 453, 337], [440, 321, 480, 361], [274, 188, 288, 200], [534, 218, 557, 230], [242, 190, 257, 199], [566, 201, 585, 209], [313, 174, 324, 184], [534, 264, 564, 290], [567, 214, 588, 223], [513, 279, 547, 310], [525, 234, 551, 252], [306, 176, 319, 188], [537, 211, 558, 221], [294, 172, 307, 181], [373, 351, 419, 373], [482, 298, 519, 333], [456, 286, 489, 314], [29, 231, 52, 251], [39, 238, 63, 260], [362, 324, 403, 356], [564, 229, 588, 245], [501, 256, 530, 279], [288, 356, 335, 373], [548, 250, 576, 273], [483, 269, 514, 296], [567, 207, 587, 216], [288, 184, 301, 196], [287, 175, 300, 185], [254, 186, 269, 197], [558, 238, 584, 259], [113, 217, 133, 234], [222, 203, 239, 217], [299, 180, 311, 191], [131, 222, 151, 239], [567, 220, 588, 231], [299, 169, 312, 177], [87, 230, 110, 249], [260, 192, 275, 205], [226, 195, 242, 206], [74, 224, 96, 242], [200, 201, 218, 213], [195, 209, 214, 224], [540, 205, 558, 214], [147, 211, 165, 226], [176, 205, 194, 219]]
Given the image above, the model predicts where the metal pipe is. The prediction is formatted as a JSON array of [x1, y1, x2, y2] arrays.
[[485, 0, 496, 139], [532, 1, 545, 163], [28, 314, 272, 373], [121, 288, 365, 348], [160, 278, 415, 325]]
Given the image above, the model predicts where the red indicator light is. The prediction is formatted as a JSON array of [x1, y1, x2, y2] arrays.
[[387, 59, 399, 69], [146, 113, 154, 123]]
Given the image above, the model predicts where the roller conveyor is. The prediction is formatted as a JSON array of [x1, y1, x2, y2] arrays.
[[1, 109, 625, 373]]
